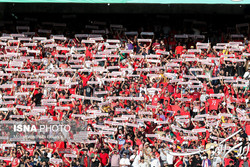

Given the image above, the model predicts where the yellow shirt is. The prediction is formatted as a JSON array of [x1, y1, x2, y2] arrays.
[[103, 106, 110, 113], [222, 49, 228, 55], [160, 74, 167, 82]]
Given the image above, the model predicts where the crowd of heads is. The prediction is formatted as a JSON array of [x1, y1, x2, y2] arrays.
[[0, 20, 248, 167]]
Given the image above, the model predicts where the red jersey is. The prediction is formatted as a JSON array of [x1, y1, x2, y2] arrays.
[[207, 99, 221, 111]]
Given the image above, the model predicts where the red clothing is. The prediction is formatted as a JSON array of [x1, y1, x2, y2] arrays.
[[26, 147, 35, 156], [167, 84, 175, 94], [192, 92, 201, 101], [171, 105, 183, 115], [207, 99, 220, 111], [206, 88, 214, 95], [172, 93, 181, 99], [78, 72, 93, 87], [152, 95, 160, 105], [54, 141, 65, 149], [11, 158, 19, 167], [239, 160, 250, 166], [224, 158, 234, 167], [246, 125, 250, 135], [135, 138, 142, 146], [175, 46, 184, 54], [62, 157, 71, 167], [175, 159, 183, 167], [99, 153, 109, 166], [82, 155, 90, 167]]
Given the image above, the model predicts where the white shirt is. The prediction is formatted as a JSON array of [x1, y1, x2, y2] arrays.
[[212, 157, 221, 167], [243, 71, 250, 79], [139, 87, 147, 96], [47, 63, 54, 69], [120, 158, 131, 167], [34, 157, 40, 163], [200, 94, 208, 102], [70, 46, 75, 54], [130, 154, 140, 167], [150, 158, 161, 167], [159, 148, 168, 161], [0, 94, 2, 104], [139, 162, 149, 167], [65, 78, 71, 88], [85, 61, 92, 68], [166, 151, 174, 165], [125, 62, 134, 74]]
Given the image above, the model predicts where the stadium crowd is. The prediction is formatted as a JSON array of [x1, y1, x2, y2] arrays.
[[0, 22, 249, 167]]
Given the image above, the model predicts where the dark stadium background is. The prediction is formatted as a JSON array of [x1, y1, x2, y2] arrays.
[[0, 3, 249, 44]]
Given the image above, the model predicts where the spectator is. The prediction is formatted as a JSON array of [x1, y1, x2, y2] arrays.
[[110, 150, 120, 167], [120, 153, 131, 167]]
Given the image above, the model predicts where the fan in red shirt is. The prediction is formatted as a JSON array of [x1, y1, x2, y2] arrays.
[[171, 89, 181, 99], [192, 89, 201, 101], [207, 97, 221, 111], [99, 149, 109, 167], [151, 91, 160, 106], [175, 42, 184, 55], [11, 154, 20, 167], [78, 71, 93, 87]]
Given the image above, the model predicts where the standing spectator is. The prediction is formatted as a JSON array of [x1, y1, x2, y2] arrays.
[[202, 153, 212, 167], [120, 153, 131, 167], [150, 153, 161, 167], [175, 43, 183, 55], [91, 153, 101, 167], [139, 157, 149, 167], [80, 149, 90, 167], [225, 160, 235, 167], [99, 149, 109, 167], [110, 150, 120, 167]]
